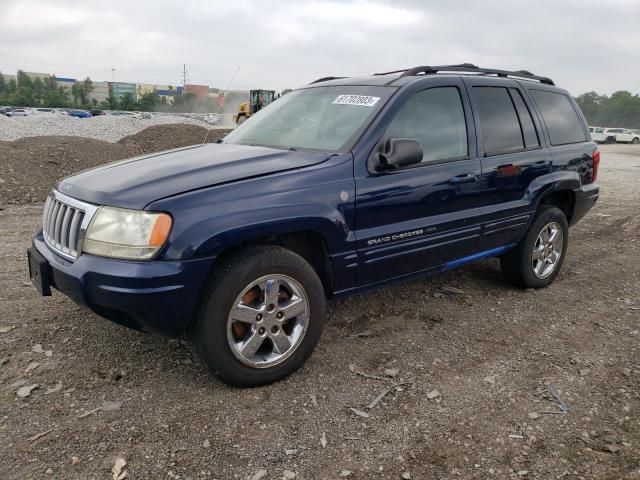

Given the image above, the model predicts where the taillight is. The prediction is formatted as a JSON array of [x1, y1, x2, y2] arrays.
[[591, 149, 600, 183]]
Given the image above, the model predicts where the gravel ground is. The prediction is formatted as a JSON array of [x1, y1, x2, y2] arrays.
[[0, 145, 638, 480], [0, 113, 226, 142]]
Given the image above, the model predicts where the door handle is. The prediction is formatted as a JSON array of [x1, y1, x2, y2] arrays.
[[449, 173, 477, 184]]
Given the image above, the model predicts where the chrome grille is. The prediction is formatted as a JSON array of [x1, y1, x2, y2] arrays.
[[42, 192, 97, 260]]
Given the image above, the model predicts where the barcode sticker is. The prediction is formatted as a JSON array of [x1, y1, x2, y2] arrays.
[[332, 95, 380, 107]]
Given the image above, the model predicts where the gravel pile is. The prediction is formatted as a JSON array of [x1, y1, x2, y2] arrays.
[[0, 126, 231, 205], [0, 113, 221, 142]]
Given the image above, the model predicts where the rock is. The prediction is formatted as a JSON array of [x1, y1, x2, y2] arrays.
[[349, 408, 370, 418], [284, 449, 297, 455], [384, 368, 399, 378], [101, 400, 123, 412], [282, 470, 296, 479], [426, 389, 440, 400], [339, 471, 352, 477], [17, 384, 38, 398], [32, 344, 44, 353], [45, 468, 53, 474], [528, 412, 540, 419], [622, 368, 631, 377], [112, 456, 127, 480], [24, 361, 41, 373], [483, 376, 496, 385], [0, 325, 16, 333], [45, 382, 63, 394], [203, 439, 211, 448], [252, 470, 267, 480], [605, 444, 621, 453], [320, 432, 327, 448], [71, 456, 80, 465], [402, 472, 411, 479], [517, 471, 529, 476]]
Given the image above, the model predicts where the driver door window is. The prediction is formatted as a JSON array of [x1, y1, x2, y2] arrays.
[[383, 87, 468, 165]]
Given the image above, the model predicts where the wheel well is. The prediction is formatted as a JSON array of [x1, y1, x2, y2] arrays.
[[539, 190, 575, 223], [216, 231, 334, 298]]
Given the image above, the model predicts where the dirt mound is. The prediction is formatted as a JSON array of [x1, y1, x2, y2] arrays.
[[0, 136, 137, 205], [0, 125, 233, 205], [118, 124, 231, 155]]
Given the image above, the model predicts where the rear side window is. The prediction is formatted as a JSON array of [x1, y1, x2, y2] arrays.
[[530, 90, 587, 145], [509, 88, 539, 149], [473, 87, 534, 156], [384, 86, 468, 164]]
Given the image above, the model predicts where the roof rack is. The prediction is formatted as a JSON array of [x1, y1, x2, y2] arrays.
[[309, 76, 346, 84], [375, 63, 555, 85]]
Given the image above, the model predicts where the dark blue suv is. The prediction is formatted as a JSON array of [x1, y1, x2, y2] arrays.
[[28, 65, 600, 386]]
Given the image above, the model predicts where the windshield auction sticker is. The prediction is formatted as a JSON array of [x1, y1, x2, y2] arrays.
[[333, 95, 380, 107]]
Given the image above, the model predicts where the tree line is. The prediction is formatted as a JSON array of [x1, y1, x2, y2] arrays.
[[573, 91, 640, 129], [0, 70, 222, 113]]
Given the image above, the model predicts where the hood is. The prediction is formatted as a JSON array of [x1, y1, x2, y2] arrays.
[[57, 143, 331, 209]]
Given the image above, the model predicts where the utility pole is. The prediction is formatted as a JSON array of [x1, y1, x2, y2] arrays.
[[182, 64, 187, 95]]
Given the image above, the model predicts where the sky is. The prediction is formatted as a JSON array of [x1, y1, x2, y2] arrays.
[[0, 0, 638, 95]]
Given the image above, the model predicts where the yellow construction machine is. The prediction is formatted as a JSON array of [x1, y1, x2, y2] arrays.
[[234, 89, 275, 125]]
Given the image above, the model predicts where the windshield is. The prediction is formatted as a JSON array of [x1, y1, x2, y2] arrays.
[[224, 86, 395, 152]]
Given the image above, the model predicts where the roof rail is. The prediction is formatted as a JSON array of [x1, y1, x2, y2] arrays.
[[388, 64, 554, 85], [374, 63, 479, 76], [309, 76, 346, 85]]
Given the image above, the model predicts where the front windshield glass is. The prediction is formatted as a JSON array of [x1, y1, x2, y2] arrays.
[[224, 86, 394, 152]]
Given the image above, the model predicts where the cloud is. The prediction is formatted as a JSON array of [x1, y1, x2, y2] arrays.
[[0, 0, 637, 94]]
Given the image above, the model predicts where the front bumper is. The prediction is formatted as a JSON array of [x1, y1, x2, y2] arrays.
[[571, 182, 599, 225], [30, 232, 215, 337]]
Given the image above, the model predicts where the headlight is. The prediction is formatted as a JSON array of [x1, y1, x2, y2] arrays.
[[83, 206, 172, 260]]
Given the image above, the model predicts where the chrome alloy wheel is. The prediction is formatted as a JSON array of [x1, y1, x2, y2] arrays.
[[531, 221, 564, 279], [226, 274, 310, 368]]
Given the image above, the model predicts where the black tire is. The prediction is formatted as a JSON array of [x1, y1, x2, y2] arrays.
[[190, 245, 326, 387], [500, 206, 569, 289], [632, 137, 639, 145]]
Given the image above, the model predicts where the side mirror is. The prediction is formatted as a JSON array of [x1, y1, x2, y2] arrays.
[[375, 138, 423, 172]]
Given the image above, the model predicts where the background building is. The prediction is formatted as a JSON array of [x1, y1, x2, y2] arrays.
[[89, 81, 110, 106], [109, 82, 137, 99]]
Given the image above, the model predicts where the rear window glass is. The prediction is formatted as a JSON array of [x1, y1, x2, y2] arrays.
[[473, 87, 523, 155], [530, 90, 587, 145]]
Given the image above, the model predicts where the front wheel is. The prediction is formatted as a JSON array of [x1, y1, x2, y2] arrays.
[[632, 137, 639, 145], [500, 206, 569, 289], [191, 246, 326, 387]]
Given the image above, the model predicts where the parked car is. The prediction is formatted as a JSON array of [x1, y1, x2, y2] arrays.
[[68, 110, 93, 118], [90, 109, 106, 116], [0, 106, 15, 115], [603, 128, 640, 144], [28, 64, 599, 387], [204, 113, 220, 125], [6, 108, 31, 117], [588, 126, 607, 143], [34, 108, 56, 114], [141, 112, 153, 119]]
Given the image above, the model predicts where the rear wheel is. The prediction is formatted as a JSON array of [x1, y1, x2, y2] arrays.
[[191, 246, 325, 387], [501, 206, 569, 289]]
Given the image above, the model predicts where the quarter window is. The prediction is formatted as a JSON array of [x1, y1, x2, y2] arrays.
[[509, 88, 540, 149], [530, 90, 587, 145], [383, 87, 468, 165]]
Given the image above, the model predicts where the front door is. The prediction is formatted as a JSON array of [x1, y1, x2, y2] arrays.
[[353, 78, 483, 287]]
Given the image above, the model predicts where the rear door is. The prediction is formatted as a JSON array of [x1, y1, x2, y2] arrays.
[[463, 77, 552, 252]]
